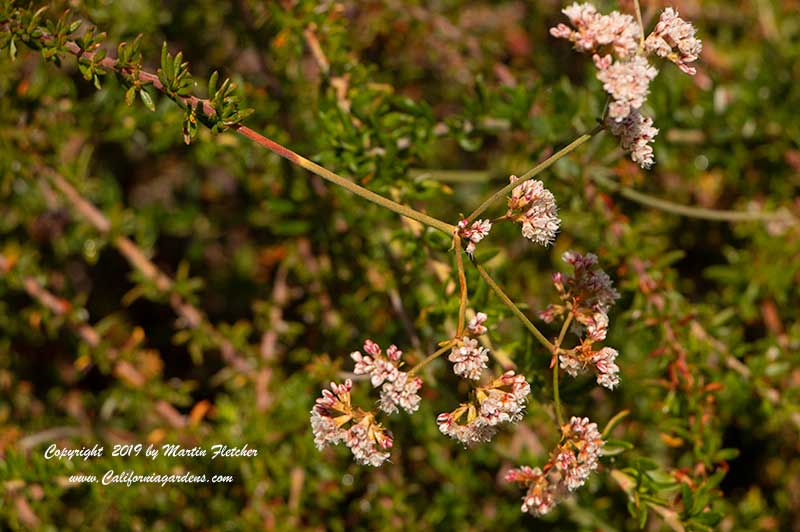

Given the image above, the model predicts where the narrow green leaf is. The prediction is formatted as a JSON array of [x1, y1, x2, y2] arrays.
[[208, 70, 218, 96], [139, 88, 155, 112], [125, 86, 136, 107]]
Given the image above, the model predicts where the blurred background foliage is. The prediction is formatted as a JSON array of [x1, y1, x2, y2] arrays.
[[1, 0, 799, 530]]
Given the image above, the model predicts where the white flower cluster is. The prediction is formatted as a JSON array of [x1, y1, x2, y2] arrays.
[[560, 344, 620, 390], [506, 175, 560, 246], [645, 8, 703, 75], [456, 218, 492, 256], [542, 251, 622, 390], [606, 110, 660, 169], [505, 416, 605, 516], [448, 336, 489, 380], [554, 417, 605, 491], [541, 251, 620, 330], [351, 339, 422, 415], [551, 3, 701, 168], [310, 380, 394, 467], [437, 371, 531, 446], [448, 312, 491, 380]]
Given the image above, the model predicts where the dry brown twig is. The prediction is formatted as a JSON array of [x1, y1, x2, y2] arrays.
[[39, 167, 253, 373]]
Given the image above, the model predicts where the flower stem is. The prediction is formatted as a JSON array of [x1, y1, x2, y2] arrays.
[[633, 0, 646, 48], [408, 342, 455, 375], [552, 312, 574, 428], [591, 173, 798, 224], [553, 357, 564, 428], [31, 29, 456, 236], [235, 126, 456, 234], [471, 260, 555, 353], [454, 240, 468, 336], [466, 125, 605, 223], [555, 311, 574, 351]]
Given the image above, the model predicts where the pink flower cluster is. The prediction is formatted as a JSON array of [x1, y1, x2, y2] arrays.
[[457, 218, 492, 256], [310, 380, 394, 467], [606, 110, 659, 169], [645, 8, 703, 75], [541, 251, 620, 328], [550, 3, 639, 58], [351, 340, 422, 415], [550, 3, 701, 168], [506, 175, 560, 246], [541, 251, 621, 389], [448, 312, 491, 380], [505, 416, 605, 516], [560, 342, 620, 390], [596, 55, 658, 123], [437, 371, 531, 446]]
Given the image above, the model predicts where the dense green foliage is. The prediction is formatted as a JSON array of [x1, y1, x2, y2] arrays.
[[1, 1, 799, 530]]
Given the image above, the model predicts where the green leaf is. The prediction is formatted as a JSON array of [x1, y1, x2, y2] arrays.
[[600, 439, 634, 456], [208, 70, 218, 96], [139, 88, 155, 112], [125, 85, 136, 107], [160, 41, 168, 73]]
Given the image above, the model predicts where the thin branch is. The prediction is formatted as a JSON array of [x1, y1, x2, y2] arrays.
[[303, 24, 330, 76], [383, 243, 424, 354], [466, 124, 605, 223], [39, 35, 455, 236], [454, 238, 468, 336], [555, 311, 573, 350], [0, 256, 101, 348], [408, 341, 454, 375], [234, 126, 454, 233], [633, 0, 646, 48], [591, 173, 798, 224], [41, 167, 252, 373], [552, 312, 574, 428], [470, 259, 555, 353]]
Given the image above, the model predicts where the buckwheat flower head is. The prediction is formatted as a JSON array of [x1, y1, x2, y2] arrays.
[[438, 371, 531, 445], [591, 347, 620, 390], [596, 55, 658, 122], [379, 371, 423, 415], [645, 8, 702, 75], [507, 175, 560, 246], [506, 416, 605, 515], [467, 312, 488, 336], [558, 349, 584, 378], [478, 371, 531, 426], [312, 379, 354, 425], [560, 339, 621, 390], [448, 336, 489, 380], [505, 466, 562, 516], [310, 409, 347, 450], [585, 311, 609, 342], [457, 218, 493, 256], [351, 339, 423, 415], [308, 380, 357, 452], [606, 110, 659, 169], [551, 2, 640, 59], [561, 251, 620, 316], [436, 405, 497, 446], [541, 252, 620, 329], [558, 416, 604, 490], [345, 419, 393, 467], [311, 379, 395, 466]]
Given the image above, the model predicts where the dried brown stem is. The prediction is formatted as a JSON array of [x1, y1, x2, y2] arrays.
[[0, 255, 100, 347], [303, 24, 330, 76], [41, 167, 252, 373]]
